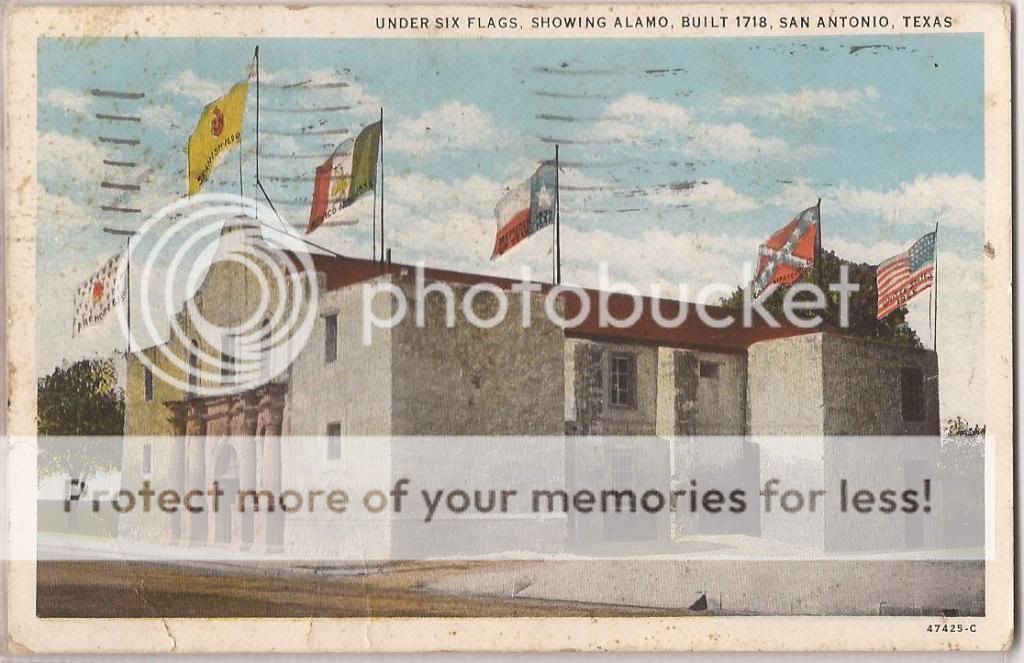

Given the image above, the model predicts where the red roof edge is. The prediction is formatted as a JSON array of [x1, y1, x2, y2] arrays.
[[287, 252, 819, 352]]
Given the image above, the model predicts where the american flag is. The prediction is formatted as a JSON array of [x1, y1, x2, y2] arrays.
[[876, 232, 936, 320]]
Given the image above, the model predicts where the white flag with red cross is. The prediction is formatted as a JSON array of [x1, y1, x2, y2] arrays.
[[72, 252, 126, 336]]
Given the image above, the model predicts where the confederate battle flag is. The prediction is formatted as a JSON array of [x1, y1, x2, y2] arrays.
[[751, 203, 820, 298]]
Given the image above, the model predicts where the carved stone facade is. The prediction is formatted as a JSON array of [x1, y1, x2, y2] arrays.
[[162, 383, 286, 550]]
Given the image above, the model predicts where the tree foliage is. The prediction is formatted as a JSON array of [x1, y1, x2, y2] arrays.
[[36, 358, 124, 478], [717, 249, 922, 348], [939, 417, 984, 494], [943, 416, 985, 438]]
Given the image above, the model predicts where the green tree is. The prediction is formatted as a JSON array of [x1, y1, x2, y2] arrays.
[[717, 249, 922, 347], [36, 358, 124, 479], [943, 416, 986, 437]]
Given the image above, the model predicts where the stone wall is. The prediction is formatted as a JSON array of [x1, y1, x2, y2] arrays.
[[655, 348, 746, 437], [283, 280, 394, 437], [390, 275, 564, 435], [124, 344, 184, 436], [565, 339, 745, 438], [747, 334, 826, 435], [821, 335, 940, 436], [748, 333, 940, 436], [565, 338, 658, 436]]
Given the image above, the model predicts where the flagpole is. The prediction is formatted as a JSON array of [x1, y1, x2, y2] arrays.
[[371, 165, 378, 261], [555, 145, 561, 285], [379, 107, 385, 266], [933, 222, 939, 352], [551, 183, 555, 283], [238, 130, 244, 200], [103, 227, 137, 354], [127, 235, 131, 354], [928, 279, 933, 348], [254, 45, 260, 215], [815, 197, 823, 297]]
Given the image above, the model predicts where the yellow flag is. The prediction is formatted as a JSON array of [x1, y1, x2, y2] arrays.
[[186, 81, 249, 196]]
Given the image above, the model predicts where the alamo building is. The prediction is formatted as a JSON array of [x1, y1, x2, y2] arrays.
[[119, 221, 941, 554]]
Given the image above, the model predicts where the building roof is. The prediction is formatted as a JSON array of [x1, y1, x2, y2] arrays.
[[293, 252, 818, 353]]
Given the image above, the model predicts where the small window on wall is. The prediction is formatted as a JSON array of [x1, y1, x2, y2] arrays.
[[259, 318, 273, 381], [609, 353, 637, 408], [324, 314, 338, 364], [188, 340, 198, 395], [326, 422, 342, 460], [143, 366, 154, 402], [221, 334, 235, 383], [900, 367, 925, 422], [142, 444, 152, 476], [699, 361, 719, 379]]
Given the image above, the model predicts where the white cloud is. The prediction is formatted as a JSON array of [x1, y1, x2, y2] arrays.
[[37, 187, 93, 233], [644, 179, 758, 213], [389, 171, 500, 212], [384, 172, 504, 262], [556, 166, 608, 191], [839, 173, 984, 231], [592, 94, 822, 162], [341, 81, 384, 112], [38, 131, 107, 184], [43, 88, 92, 114], [139, 104, 187, 132], [773, 174, 984, 232], [258, 68, 384, 120], [594, 94, 692, 142], [693, 122, 802, 162], [388, 102, 509, 155], [369, 170, 760, 290], [558, 225, 757, 296], [714, 87, 882, 122], [161, 70, 231, 103]]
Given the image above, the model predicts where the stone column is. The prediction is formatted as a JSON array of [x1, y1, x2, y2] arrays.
[[262, 422, 283, 550], [233, 397, 259, 550], [182, 400, 207, 545], [260, 386, 286, 551], [165, 402, 188, 544]]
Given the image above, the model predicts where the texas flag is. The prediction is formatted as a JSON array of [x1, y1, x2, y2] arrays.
[[491, 161, 557, 259], [751, 203, 820, 297]]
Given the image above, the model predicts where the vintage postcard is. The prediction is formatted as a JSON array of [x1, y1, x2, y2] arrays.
[[2, 2, 1013, 654]]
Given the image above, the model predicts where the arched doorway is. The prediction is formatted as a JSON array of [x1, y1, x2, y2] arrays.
[[213, 444, 240, 545]]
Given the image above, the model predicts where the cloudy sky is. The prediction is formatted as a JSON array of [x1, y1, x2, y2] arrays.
[[36, 34, 986, 422]]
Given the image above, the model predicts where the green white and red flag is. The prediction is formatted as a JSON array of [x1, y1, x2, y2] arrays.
[[307, 121, 381, 234]]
